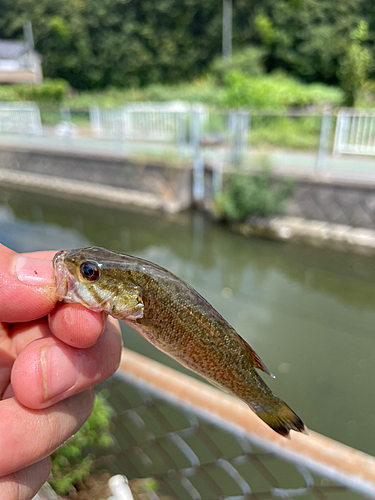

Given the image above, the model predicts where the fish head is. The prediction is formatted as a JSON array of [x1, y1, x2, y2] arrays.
[[53, 247, 144, 320]]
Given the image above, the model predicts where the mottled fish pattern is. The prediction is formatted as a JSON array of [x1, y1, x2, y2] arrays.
[[53, 246, 305, 436]]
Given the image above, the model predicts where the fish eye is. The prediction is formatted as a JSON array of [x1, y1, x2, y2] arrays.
[[80, 261, 100, 282]]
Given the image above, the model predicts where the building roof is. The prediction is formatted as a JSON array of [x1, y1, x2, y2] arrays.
[[0, 40, 40, 60]]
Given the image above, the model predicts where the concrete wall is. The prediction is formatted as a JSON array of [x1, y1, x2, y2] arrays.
[[285, 176, 375, 229], [0, 146, 193, 211], [1, 144, 375, 229]]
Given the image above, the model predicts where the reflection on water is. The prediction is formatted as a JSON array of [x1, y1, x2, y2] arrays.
[[1, 187, 375, 456]]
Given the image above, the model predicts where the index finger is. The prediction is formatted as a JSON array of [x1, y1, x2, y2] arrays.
[[0, 244, 57, 323]]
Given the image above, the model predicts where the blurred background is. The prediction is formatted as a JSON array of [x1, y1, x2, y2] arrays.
[[1, 1, 375, 499]]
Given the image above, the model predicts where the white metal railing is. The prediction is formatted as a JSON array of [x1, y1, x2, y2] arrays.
[[89, 106, 124, 139], [90, 101, 195, 143], [334, 108, 375, 155], [123, 101, 189, 142], [0, 102, 42, 135]]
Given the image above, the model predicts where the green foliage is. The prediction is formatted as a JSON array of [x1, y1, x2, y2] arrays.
[[0, 0, 373, 105], [254, 14, 278, 45], [63, 71, 342, 118], [0, 85, 19, 101], [50, 394, 114, 496], [210, 46, 266, 84], [65, 78, 224, 108], [0, 80, 69, 104], [354, 80, 375, 108], [0, 0, 374, 93], [263, 0, 365, 83], [222, 71, 344, 110], [62, 72, 342, 113], [136, 78, 223, 106], [0, 0, 224, 89], [214, 168, 294, 221], [250, 116, 322, 150], [337, 21, 373, 105], [15, 79, 69, 104]]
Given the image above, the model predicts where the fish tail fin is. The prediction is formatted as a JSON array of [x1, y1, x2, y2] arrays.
[[252, 400, 305, 437]]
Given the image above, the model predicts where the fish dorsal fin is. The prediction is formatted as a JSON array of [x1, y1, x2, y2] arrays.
[[240, 337, 275, 378]]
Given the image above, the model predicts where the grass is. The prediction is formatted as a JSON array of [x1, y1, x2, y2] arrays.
[[249, 115, 322, 150], [64, 77, 223, 109]]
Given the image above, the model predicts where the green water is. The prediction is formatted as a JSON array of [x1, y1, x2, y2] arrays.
[[1, 187, 375, 457]]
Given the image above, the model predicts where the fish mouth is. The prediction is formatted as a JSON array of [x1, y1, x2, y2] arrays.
[[52, 250, 69, 300]]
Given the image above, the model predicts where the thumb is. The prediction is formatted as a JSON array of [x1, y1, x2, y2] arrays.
[[0, 245, 57, 323]]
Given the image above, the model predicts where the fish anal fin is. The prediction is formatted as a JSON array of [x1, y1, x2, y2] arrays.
[[240, 337, 275, 378]]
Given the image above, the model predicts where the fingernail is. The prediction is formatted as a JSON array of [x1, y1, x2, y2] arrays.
[[41, 345, 78, 401], [15, 255, 54, 285]]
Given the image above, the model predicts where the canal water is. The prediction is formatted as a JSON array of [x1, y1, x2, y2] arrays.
[[1, 187, 375, 458]]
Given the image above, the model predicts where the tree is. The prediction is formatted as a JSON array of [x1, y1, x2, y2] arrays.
[[337, 20, 373, 105], [0, 0, 374, 91], [257, 0, 366, 83]]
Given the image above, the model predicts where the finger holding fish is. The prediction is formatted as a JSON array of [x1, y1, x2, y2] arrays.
[[48, 303, 106, 348], [0, 244, 126, 500], [11, 315, 122, 409]]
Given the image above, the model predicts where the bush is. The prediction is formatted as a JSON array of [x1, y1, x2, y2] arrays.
[[250, 115, 322, 150], [49, 394, 114, 496], [214, 168, 294, 221], [64, 77, 225, 108], [0, 85, 19, 101], [14, 79, 69, 104], [210, 46, 267, 84], [222, 71, 344, 110], [64, 71, 343, 113]]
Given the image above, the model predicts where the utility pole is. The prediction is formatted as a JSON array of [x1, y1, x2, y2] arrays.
[[222, 0, 232, 60], [23, 21, 34, 48]]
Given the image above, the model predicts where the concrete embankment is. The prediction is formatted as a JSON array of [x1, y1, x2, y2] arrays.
[[0, 142, 192, 213], [233, 216, 375, 256], [1, 141, 375, 255], [0, 167, 172, 212]]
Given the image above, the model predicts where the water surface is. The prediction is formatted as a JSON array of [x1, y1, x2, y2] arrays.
[[1, 187, 375, 456]]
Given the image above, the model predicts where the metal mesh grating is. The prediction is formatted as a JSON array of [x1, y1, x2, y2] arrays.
[[98, 373, 365, 500]]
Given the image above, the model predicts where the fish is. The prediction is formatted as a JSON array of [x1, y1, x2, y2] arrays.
[[53, 246, 305, 437]]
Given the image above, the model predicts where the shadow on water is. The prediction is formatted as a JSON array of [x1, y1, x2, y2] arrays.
[[1, 186, 375, 456]]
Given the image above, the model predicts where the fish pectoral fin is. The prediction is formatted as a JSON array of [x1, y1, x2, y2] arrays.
[[240, 337, 275, 378], [111, 284, 144, 320], [126, 305, 144, 320]]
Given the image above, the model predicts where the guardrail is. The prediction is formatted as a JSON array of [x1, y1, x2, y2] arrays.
[[92, 348, 375, 500]]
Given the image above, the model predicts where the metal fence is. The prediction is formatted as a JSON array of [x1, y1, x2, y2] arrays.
[[123, 102, 190, 143], [90, 102, 201, 144], [90, 106, 126, 139], [4, 102, 375, 161], [0, 102, 42, 135], [333, 109, 375, 156], [90, 349, 375, 500], [3, 102, 375, 192]]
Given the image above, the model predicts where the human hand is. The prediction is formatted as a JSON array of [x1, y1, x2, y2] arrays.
[[0, 244, 122, 500]]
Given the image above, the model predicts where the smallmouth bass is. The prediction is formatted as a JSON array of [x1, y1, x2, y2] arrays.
[[53, 246, 305, 437]]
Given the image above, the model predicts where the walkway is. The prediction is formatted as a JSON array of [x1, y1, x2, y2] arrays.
[[1, 132, 375, 184]]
